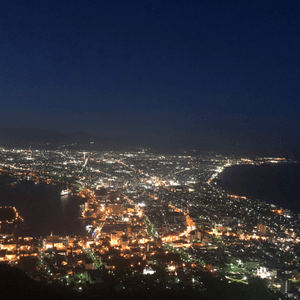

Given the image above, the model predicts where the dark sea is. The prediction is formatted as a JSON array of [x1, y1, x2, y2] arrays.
[[0, 178, 86, 237], [220, 162, 300, 214]]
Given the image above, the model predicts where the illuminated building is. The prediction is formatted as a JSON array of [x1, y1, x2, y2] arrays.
[[143, 266, 155, 275], [126, 225, 132, 237], [44, 233, 68, 250], [121, 235, 129, 250], [110, 231, 119, 246], [108, 203, 124, 215], [257, 223, 267, 235], [245, 259, 260, 270]]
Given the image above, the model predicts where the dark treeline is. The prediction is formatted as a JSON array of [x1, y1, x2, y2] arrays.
[[0, 263, 283, 300]]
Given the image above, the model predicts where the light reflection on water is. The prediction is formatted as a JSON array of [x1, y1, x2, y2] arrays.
[[0, 178, 86, 237]]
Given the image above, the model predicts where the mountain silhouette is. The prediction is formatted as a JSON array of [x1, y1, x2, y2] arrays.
[[0, 128, 109, 148]]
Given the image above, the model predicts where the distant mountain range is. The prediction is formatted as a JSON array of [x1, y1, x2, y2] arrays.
[[0, 128, 114, 150], [0, 128, 184, 153], [0, 128, 297, 157]]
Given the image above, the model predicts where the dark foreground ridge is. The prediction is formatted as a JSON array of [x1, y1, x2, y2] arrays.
[[0, 263, 283, 300]]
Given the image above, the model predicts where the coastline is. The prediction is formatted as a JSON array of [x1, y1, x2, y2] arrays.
[[212, 159, 300, 214], [0, 178, 85, 237]]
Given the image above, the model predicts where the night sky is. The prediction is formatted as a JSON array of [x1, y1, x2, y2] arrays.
[[1, 1, 299, 155]]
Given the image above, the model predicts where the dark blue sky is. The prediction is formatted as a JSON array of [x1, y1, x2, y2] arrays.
[[1, 0, 299, 155]]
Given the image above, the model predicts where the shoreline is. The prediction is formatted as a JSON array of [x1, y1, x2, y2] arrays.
[[211, 158, 300, 215], [0, 178, 85, 238]]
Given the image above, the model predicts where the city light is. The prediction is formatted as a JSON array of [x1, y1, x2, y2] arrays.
[[0, 147, 295, 295]]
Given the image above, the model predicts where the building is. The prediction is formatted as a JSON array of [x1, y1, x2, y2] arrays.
[[108, 203, 124, 216], [121, 236, 129, 250], [189, 230, 201, 242], [280, 277, 291, 295], [257, 223, 267, 235], [245, 259, 260, 270], [44, 234, 68, 250]]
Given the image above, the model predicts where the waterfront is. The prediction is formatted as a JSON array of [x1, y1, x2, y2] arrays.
[[1, 148, 300, 297], [220, 162, 300, 214], [0, 178, 85, 237]]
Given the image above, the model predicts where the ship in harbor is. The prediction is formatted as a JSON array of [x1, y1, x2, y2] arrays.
[[60, 189, 71, 196]]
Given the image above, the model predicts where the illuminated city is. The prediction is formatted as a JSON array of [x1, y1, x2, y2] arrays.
[[0, 146, 299, 298], [1, 0, 300, 298]]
